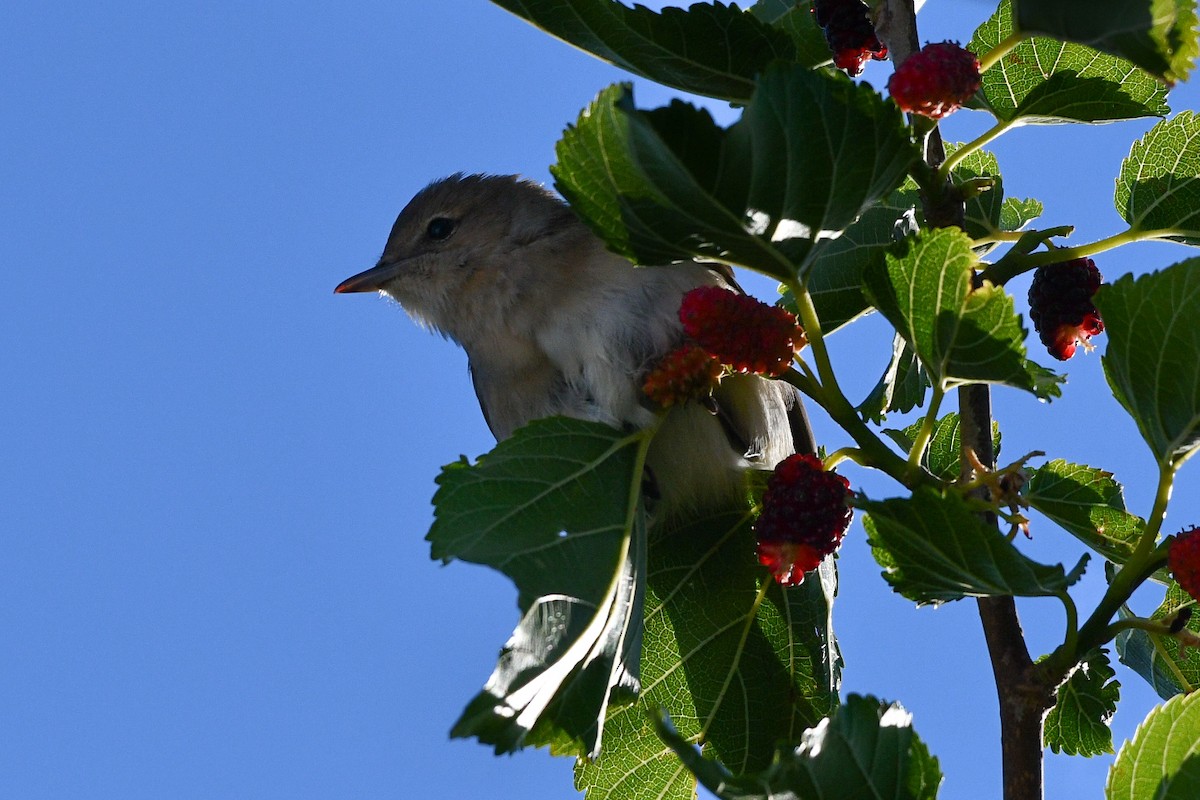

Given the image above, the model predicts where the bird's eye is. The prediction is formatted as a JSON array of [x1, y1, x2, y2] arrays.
[[425, 217, 456, 241]]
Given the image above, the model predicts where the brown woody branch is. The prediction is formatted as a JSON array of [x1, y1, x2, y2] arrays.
[[878, 2, 1054, 798]]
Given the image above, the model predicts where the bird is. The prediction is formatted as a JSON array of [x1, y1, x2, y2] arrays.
[[335, 173, 813, 514]]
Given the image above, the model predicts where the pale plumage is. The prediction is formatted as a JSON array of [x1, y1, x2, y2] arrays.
[[337, 173, 812, 512]]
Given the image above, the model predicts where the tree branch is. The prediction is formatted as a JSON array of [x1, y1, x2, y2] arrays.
[[880, 1, 1053, 797], [962, 387, 1052, 800]]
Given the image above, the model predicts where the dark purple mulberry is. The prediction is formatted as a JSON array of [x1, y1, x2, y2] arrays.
[[812, 0, 888, 77], [1028, 257, 1104, 360], [754, 454, 852, 587]]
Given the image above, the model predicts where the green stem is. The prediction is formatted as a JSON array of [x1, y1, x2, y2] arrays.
[[825, 447, 869, 469], [785, 283, 930, 490], [973, 229, 1030, 247], [788, 281, 840, 397], [629, 418, 661, 521], [1131, 460, 1177, 564], [905, 384, 946, 469], [1064, 549, 1171, 665], [977, 31, 1028, 74], [789, 358, 821, 392], [982, 227, 1152, 285], [1105, 616, 1171, 639], [1057, 590, 1079, 658], [936, 117, 1018, 183]]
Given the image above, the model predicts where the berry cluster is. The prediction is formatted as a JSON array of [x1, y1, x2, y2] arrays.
[[642, 343, 724, 408], [678, 286, 804, 377], [1170, 528, 1200, 604], [888, 42, 982, 119], [812, 0, 888, 76], [754, 454, 853, 587], [1027, 257, 1105, 361]]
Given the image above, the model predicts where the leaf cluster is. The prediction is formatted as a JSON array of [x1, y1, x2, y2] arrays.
[[411, 1, 1200, 798]]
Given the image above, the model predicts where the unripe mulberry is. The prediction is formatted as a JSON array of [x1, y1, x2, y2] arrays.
[[754, 454, 853, 587], [812, 0, 888, 76], [1028, 257, 1104, 360], [642, 343, 724, 407], [1169, 527, 1200, 604], [678, 286, 804, 377], [888, 41, 982, 119]]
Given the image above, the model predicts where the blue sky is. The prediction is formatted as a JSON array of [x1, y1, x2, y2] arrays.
[[5, 2, 1199, 798]]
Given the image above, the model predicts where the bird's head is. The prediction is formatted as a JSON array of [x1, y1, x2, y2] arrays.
[[335, 173, 576, 340]]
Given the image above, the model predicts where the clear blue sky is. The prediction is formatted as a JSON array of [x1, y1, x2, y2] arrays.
[[5, 2, 1198, 798]]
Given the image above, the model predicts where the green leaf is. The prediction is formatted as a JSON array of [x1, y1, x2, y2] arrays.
[[1096, 263, 1200, 467], [1026, 459, 1148, 568], [553, 65, 917, 281], [1116, 112, 1200, 244], [862, 227, 1064, 399], [653, 694, 942, 800], [858, 334, 931, 423], [969, 0, 1170, 123], [1164, 757, 1200, 800], [905, 734, 944, 800], [795, 189, 919, 334], [947, 145, 1042, 248], [1045, 648, 1121, 757], [490, 0, 799, 102], [556, 91, 755, 270], [1116, 581, 1200, 699], [1107, 691, 1200, 800], [1000, 196, 1045, 234], [577, 513, 841, 799], [1015, 0, 1199, 86], [883, 413, 1001, 481], [863, 486, 1087, 605], [749, 0, 830, 70], [429, 418, 648, 756]]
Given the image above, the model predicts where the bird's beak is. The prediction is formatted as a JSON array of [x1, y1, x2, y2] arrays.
[[334, 259, 403, 294]]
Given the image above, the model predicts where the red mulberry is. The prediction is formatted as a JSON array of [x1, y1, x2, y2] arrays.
[[678, 286, 803, 377], [888, 42, 982, 119], [1169, 527, 1200, 604], [642, 343, 723, 408]]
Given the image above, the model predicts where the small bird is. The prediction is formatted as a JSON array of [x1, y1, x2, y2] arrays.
[[336, 173, 813, 513]]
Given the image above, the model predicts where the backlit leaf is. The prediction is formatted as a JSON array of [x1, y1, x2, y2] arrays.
[[576, 512, 841, 799], [1015, 0, 1199, 85], [969, 0, 1169, 124], [1107, 690, 1200, 799], [1116, 581, 1200, 700], [1026, 459, 1147, 568], [863, 227, 1063, 399], [1045, 648, 1120, 757], [1116, 112, 1200, 245]]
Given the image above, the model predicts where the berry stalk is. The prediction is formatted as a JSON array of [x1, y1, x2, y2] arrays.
[[975, 30, 1028, 74], [783, 281, 932, 489], [904, 384, 948, 469], [933, 117, 1017, 184], [982, 227, 1154, 286], [1103, 612, 1200, 650]]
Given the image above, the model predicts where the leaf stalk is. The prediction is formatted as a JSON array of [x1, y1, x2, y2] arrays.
[[977, 31, 1028, 74]]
